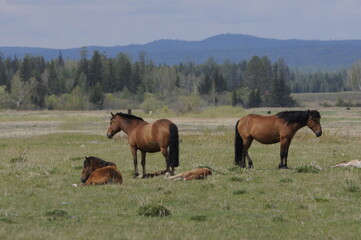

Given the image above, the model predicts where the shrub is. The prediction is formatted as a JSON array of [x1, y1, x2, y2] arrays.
[[138, 204, 171, 217], [233, 190, 248, 195], [280, 177, 294, 183], [45, 209, 68, 221], [140, 94, 163, 113], [175, 95, 204, 113], [345, 179, 360, 193], [46, 94, 59, 110]]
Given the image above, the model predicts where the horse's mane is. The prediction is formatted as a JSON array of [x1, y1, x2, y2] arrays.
[[276, 110, 320, 124], [115, 112, 144, 121], [85, 156, 115, 167]]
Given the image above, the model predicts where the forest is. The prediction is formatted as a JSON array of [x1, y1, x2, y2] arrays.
[[0, 49, 359, 112]]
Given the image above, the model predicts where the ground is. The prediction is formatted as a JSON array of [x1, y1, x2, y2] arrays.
[[1, 107, 361, 239]]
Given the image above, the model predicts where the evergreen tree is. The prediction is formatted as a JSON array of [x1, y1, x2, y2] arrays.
[[47, 60, 62, 94], [31, 82, 47, 109], [88, 51, 103, 88], [76, 48, 89, 88], [214, 70, 227, 92], [130, 62, 142, 93], [270, 67, 296, 107], [248, 88, 262, 108], [245, 56, 272, 95], [231, 89, 243, 106], [198, 74, 211, 94], [245, 56, 263, 91], [89, 82, 105, 109], [102, 59, 116, 93], [20, 56, 32, 82], [57, 51, 65, 67], [0, 55, 7, 87], [114, 53, 132, 92]]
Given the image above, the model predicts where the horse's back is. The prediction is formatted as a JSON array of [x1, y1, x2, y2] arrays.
[[132, 119, 174, 151], [238, 114, 281, 144]]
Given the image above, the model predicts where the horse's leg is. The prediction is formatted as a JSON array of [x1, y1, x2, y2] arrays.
[[131, 147, 139, 177], [161, 147, 174, 175], [283, 139, 292, 169], [141, 151, 147, 178], [243, 138, 253, 168], [246, 152, 253, 169], [279, 139, 290, 169]]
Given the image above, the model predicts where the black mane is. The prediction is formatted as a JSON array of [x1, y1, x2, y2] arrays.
[[84, 156, 115, 167], [115, 112, 144, 121], [276, 110, 320, 124]]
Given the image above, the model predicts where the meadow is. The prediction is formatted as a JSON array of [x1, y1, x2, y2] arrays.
[[1, 107, 361, 240]]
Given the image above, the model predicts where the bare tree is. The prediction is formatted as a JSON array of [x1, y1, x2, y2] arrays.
[[8, 73, 36, 108]]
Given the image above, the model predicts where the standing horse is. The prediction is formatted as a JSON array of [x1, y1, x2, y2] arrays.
[[235, 110, 322, 169], [107, 112, 179, 177]]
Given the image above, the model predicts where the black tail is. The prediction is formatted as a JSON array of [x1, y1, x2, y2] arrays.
[[168, 123, 179, 168], [234, 120, 244, 167]]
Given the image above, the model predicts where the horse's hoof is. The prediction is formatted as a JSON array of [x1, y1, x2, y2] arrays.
[[133, 173, 140, 178]]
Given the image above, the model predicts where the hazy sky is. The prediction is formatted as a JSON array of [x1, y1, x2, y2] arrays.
[[1, 0, 361, 48]]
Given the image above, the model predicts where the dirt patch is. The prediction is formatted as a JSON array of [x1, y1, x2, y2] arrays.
[[1, 109, 361, 138]]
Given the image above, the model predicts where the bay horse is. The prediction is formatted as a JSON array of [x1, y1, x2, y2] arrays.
[[107, 112, 179, 178], [80, 156, 123, 185], [235, 110, 322, 169]]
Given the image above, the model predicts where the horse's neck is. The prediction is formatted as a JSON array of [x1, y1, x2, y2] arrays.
[[292, 122, 306, 132], [119, 118, 145, 135]]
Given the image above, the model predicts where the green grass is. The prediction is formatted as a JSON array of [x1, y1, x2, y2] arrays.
[[1, 108, 361, 239]]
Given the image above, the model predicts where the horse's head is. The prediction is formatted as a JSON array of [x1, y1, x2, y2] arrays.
[[81, 156, 115, 183], [306, 110, 322, 137], [107, 112, 121, 139]]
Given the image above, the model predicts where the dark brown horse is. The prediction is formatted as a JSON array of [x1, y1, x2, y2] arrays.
[[81, 156, 123, 185], [235, 110, 322, 169], [107, 112, 179, 177]]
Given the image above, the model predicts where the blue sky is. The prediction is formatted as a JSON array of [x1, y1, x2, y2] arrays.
[[1, 0, 361, 48]]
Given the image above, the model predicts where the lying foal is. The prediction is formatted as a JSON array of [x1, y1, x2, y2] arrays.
[[333, 159, 361, 168], [166, 168, 212, 181], [79, 156, 123, 186]]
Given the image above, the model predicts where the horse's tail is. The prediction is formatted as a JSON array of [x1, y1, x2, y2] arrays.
[[234, 120, 244, 167], [168, 123, 179, 168]]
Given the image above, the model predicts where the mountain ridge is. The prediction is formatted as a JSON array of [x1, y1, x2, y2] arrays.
[[1, 33, 361, 70]]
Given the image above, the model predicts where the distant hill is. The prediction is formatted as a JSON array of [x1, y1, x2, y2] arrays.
[[1, 34, 361, 70]]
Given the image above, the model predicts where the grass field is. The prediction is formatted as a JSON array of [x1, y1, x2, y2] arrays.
[[1, 107, 361, 239]]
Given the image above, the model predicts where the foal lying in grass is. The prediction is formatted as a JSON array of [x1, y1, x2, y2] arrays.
[[77, 156, 123, 186], [166, 168, 212, 181]]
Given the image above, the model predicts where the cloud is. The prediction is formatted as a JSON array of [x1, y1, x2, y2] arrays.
[[1, 0, 361, 48]]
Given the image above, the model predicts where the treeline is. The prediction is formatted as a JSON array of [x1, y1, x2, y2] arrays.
[[0, 49, 352, 111]]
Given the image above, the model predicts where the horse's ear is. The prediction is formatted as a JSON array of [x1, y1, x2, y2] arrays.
[[111, 112, 115, 117], [85, 156, 88, 160]]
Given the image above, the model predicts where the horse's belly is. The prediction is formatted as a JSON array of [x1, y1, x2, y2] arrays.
[[256, 138, 279, 144], [253, 133, 280, 144], [138, 142, 160, 153]]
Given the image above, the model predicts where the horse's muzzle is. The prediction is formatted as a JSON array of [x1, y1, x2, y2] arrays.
[[315, 130, 322, 137], [106, 133, 113, 139], [80, 178, 86, 183]]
